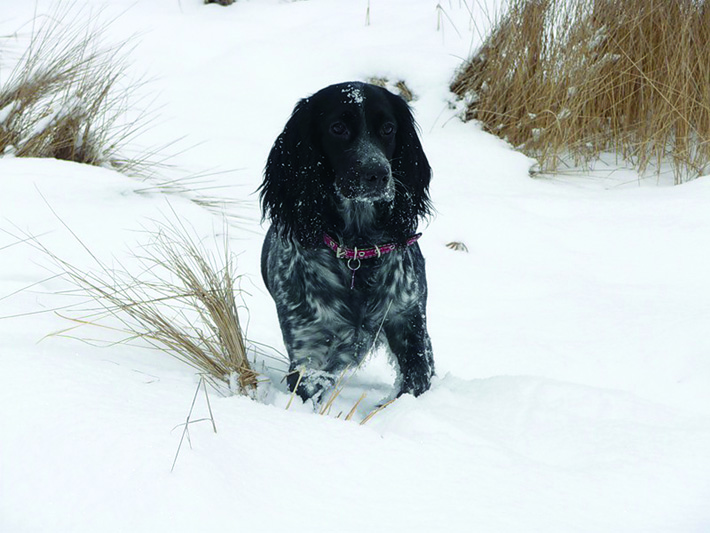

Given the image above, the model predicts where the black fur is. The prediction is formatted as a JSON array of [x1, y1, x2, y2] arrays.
[[259, 81, 434, 402]]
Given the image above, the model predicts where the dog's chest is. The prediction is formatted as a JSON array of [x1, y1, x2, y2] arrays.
[[268, 237, 421, 329]]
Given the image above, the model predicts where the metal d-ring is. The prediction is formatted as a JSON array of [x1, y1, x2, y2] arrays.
[[347, 257, 361, 271]]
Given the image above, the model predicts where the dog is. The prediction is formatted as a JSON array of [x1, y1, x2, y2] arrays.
[[259, 81, 434, 402]]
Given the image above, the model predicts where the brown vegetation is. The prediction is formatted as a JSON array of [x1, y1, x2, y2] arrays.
[[49, 221, 259, 395], [0, 11, 143, 171], [451, 0, 710, 183]]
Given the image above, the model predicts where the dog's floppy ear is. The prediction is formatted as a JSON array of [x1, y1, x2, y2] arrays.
[[387, 92, 433, 228], [259, 97, 331, 244]]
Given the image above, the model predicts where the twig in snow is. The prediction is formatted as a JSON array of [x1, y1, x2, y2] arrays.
[[171, 375, 217, 473]]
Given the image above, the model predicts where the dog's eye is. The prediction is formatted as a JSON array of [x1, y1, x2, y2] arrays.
[[330, 122, 349, 137], [381, 122, 396, 136]]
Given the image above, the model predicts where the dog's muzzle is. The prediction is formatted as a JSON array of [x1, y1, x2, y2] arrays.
[[336, 144, 394, 201]]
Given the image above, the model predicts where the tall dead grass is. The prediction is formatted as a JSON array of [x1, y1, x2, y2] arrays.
[[451, 0, 710, 183], [0, 10, 246, 223], [0, 8, 144, 171], [47, 219, 259, 395]]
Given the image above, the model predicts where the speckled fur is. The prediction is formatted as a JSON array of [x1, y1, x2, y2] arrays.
[[259, 82, 434, 401]]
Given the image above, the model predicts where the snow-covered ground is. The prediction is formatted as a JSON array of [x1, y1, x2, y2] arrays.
[[1, 1, 709, 531]]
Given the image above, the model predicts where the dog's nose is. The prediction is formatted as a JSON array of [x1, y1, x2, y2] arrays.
[[348, 143, 392, 198], [357, 156, 391, 189], [364, 167, 390, 185]]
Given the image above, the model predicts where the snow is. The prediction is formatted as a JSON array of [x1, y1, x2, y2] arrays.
[[1, 1, 709, 532], [0, 101, 18, 125]]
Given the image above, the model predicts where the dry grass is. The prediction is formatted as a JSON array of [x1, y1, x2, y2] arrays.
[[0, 7, 146, 172], [446, 241, 469, 252], [368, 77, 416, 102], [451, 0, 710, 183], [47, 218, 259, 395], [0, 10, 247, 225]]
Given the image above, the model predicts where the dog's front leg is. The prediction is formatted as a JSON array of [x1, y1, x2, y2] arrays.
[[281, 322, 364, 404], [384, 309, 434, 397]]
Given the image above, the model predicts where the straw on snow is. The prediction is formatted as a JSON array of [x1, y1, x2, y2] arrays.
[[48, 219, 258, 394]]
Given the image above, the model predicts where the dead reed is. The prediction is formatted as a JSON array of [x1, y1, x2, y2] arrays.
[[0, 9, 246, 224], [451, 0, 710, 183], [368, 77, 416, 102], [0, 7, 145, 172], [49, 218, 259, 395]]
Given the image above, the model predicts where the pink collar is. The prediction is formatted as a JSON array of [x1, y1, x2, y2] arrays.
[[323, 232, 422, 260]]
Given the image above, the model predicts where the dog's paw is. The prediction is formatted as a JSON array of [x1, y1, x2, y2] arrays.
[[287, 368, 336, 402], [397, 369, 433, 398]]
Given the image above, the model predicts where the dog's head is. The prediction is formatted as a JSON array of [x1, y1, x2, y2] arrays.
[[312, 83, 397, 202], [260, 81, 431, 245]]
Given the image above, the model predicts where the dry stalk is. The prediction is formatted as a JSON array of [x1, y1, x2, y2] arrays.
[[360, 398, 397, 425], [171, 375, 217, 473], [319, 365, 353, 416], [344, 393, 367, 421], [285, 368, 304, 411]]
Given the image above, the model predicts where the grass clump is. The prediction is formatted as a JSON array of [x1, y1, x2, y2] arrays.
[[50, 219, 259, 395], [451, 0, 710, 183], [0, 8, 145, 172], [0, 10, 244, 224], [368, 77, 416, 102]]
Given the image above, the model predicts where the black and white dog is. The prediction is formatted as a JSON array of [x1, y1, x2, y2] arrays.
[[259, 81, 434, 402]]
